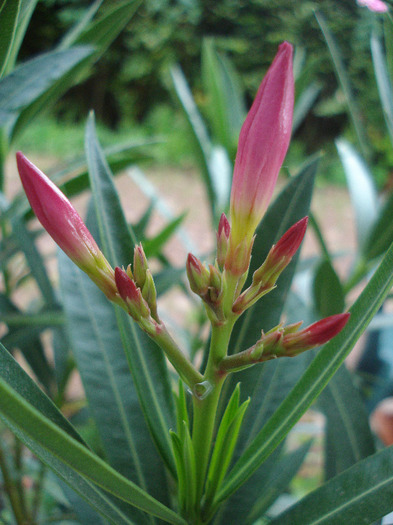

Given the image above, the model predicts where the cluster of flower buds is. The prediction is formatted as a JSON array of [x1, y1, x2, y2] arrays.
[[220, 313, 350, 372], [114, 244, 160, 334], [17, 152, 160, 335]]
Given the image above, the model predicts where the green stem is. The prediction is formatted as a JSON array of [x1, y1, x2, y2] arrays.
[[191, 320, 235, 521], [0, 441, 26, 525], [155, 326, 204, 389], [192, 374, 225, 515]]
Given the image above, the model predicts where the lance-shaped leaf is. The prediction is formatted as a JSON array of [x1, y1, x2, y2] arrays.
[[0, 343, 185, 525], [270, 444, 393, 525], [85, 114, 176, 474]]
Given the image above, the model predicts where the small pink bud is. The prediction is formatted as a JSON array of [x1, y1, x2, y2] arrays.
[[284, 313, 350, 352], [216, 213, 231, 268], [230, 42, 294, 248], [186, 253, 210, 295], [16, 152, 117, 299], [114, 267, 150, 319]]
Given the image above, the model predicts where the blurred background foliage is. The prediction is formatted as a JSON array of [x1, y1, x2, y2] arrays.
[[16, 0, 390, 185]]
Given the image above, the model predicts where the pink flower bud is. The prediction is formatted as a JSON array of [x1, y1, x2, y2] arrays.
[[230, 42, 294, 248], [284, 313, 350, 352], [271, 216, 308, 261], [16, 152, 117, 299], [114, 267, 150, 319], [216, 213, 231, 268], [186, 253, 210, 296]]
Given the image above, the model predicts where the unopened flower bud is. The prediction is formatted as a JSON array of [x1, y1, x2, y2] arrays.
[[216, 213, 231, 269], [230, 42, 294, 250], [250, 341, 264, 361], [186, 253, 210, 296], [284, 313, 350, 354], [254, 217, 308, 286], [115, 267, 151, 320], [133, 243, 149, 289], [16, 152, 117, 300], [142, 269, 158, 320], [207, 264, 223, 304], [126, 264, 133, 280]]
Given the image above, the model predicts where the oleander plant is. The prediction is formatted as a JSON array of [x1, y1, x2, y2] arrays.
[[2, 2, 393, 524]]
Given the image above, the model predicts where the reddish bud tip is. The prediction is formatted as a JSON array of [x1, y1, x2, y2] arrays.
[[273, 217, 308, 260], [186, 253, 210, 295], [115, 267, 139, 303], [218, 213, 231, 239], [187, 253, 202, 273], [305, 312, 350, 346]]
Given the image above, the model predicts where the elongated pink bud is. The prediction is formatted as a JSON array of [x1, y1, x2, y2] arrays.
[[284, 313, 350, 352], [230, 42, 294, 248], [16, 152, 117, 299]]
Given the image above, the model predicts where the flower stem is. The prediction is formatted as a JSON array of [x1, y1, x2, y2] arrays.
[[191, 319, 235, 519], [155, 326, 204, 389]]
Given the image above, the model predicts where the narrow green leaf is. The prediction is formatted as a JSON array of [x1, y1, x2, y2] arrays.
[[0, 0, 21, 78], [0, 46, 94, 127], [315, 10, 370, 158], [201, 38, 245, 156], [0, 344, 157, 524], [246, 440, 312, 524], [59, 251, 169, 516], [3, 0, 38, 74], [10, 1, 140, 142], [313, 259, 345, 317], [12, 216, 57, 305], [85, 114, 176, 474], [143, 213, 186, 258], [0, 367, 186, 524], [75, 0, 141, 57], [318, 365, 375, 480], [271, 445, 393, 525], [175, 380, 190, 440], [170, 64, 216, 220], [206, 389, 249, 505], [58, 0, 104, 50], [336, 139, 378, 248], [371, 28, 393, 146], [293, 81, 321, 134], [0, 294, 54, 391], [363, 188, 393, 261], [217, 238, 393, 503]]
